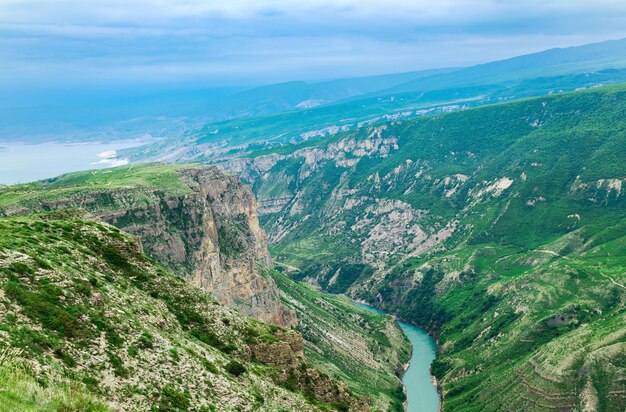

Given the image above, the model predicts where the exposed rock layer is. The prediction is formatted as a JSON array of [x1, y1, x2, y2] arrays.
[[0, 166, 296, 326]]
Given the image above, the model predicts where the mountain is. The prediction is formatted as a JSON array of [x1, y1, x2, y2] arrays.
[[0, 164, 293, 326], [0, 209, 364, 411], [0, 165, 411, 411], [380, 37, 626, 95], [220, 68, 459, 114], [121, 38, 626, 166], [216, 84, 626, 410], [0, 68, 454, 144], [7, 38, 626, 148]]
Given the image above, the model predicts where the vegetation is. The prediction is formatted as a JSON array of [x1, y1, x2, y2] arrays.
[[0, 348, 110, 412], [3, 82, 626, 409], [237, 84, 626, 410], [0, 163, 197, 211], [121, 58, 626, 166], [269, 267, 410, 411], [0, 211, 353, 411], [225, 360, 246, 377]]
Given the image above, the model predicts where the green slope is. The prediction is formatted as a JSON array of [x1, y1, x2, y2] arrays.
[[268, 268, 410, 412], [0, 210, 361, 411], [226, 84, 626, 410]]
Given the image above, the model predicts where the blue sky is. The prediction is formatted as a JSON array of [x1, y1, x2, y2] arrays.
[[2, 0, 626, 95]]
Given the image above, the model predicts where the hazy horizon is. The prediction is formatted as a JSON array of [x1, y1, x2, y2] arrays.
[[3, 1, 626, 108]]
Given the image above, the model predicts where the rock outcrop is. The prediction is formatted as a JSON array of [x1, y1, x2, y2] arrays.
[[0, 165, 296, 326], [100, 167, 295, 326], [247, 331, 366, 411]]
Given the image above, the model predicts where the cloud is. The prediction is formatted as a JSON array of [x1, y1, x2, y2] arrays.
[[1, 0, 626, 91]]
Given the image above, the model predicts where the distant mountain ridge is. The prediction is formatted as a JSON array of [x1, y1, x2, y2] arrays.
[[121, 37, 626, 166], [6, 37, 626, 147], [376, 37, 626, 95], [0, 68, 457, 143]]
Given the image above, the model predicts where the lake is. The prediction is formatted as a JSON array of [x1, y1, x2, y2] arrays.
[[353, 302, 440, 412], [0, 141, 147, 185]]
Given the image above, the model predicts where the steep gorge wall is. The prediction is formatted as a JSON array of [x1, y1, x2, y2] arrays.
[[217, 87, 626, 410], [0, 166, 296, 326]]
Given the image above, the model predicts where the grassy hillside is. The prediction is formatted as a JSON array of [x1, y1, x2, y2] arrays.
[[0, 165, 412, 411], [226, 84, 626, 410], [268, 269, 410, 412], [0, 163, 196, 210], [0, 210, 361, 411], [0, 347, 109, 412]]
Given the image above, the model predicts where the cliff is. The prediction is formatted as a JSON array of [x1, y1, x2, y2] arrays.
[[0, 164, 295, 326]]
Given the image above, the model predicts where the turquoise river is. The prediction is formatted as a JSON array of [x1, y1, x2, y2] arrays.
[[354, 302, 440, 412]]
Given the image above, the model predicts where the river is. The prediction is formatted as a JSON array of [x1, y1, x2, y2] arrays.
[[353, 302, 440, 412]]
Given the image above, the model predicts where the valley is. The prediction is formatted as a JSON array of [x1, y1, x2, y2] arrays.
[[1, 32, 626, 412], [353, 302, 439, 412], [217, 84, 626, 410], [1, 82, 625, 411]]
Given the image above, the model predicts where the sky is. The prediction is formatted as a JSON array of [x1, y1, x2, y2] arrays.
[[2, 0, 626, 100]]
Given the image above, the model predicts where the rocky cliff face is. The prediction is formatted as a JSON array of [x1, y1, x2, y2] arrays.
[[0, 165, 296, 326], [247, 331, 365, 410], [99, 167, 295, 326]]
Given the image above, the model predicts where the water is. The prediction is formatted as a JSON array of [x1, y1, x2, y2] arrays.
[[0, 140, 146, 185], [354, 302, 439, 412]]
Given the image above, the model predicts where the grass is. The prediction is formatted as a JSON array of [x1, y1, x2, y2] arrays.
[[0, 163, 198, 209], [0, 349, 109, 412], [0, 210, 363, 411]]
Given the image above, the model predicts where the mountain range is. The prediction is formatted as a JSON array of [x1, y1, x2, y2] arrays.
[[1, 37, 625, 411]]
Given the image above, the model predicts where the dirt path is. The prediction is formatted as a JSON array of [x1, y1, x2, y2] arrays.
[[599, 272, 626, 290]]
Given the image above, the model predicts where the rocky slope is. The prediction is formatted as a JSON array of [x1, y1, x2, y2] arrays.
[[217, 85, 626, 410], [0, 164, 414, 411], [268, 268, 410, 411], [0, 210, 362, 411], [0, 164, 295, 326]]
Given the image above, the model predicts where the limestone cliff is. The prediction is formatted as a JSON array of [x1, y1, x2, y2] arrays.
[[0, 164, 296, 326]]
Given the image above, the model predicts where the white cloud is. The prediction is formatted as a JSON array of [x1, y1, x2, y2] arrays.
[[0, 0, 625, 89]]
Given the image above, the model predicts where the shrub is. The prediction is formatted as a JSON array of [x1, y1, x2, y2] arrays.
[[158, 385, 190, 411], [4, 281, 91, 340], [225, 360, 246, 377], [109, 354, 128, 378], [54, 347, 76, 367], [201, 358, 219, 374], [137, 332, 154, 349]]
